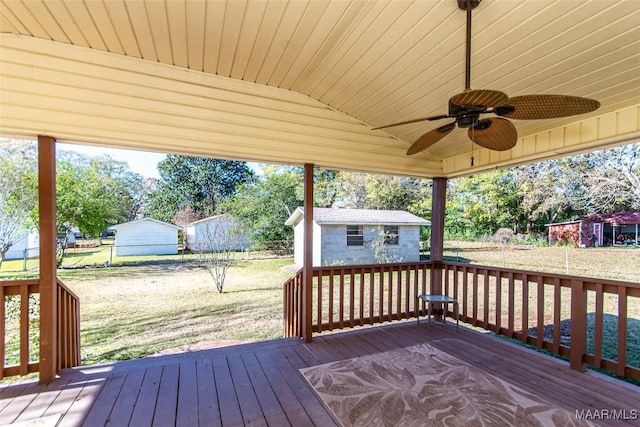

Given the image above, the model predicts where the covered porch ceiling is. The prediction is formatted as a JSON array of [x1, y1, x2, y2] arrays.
[[1, 0, 639, 179]]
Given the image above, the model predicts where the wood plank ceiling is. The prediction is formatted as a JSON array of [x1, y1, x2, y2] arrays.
[[1, 0, 639, 178]]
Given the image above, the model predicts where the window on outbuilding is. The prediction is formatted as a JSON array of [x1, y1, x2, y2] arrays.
[[347, 225, 364, 246], [383, 225, 399, 245]]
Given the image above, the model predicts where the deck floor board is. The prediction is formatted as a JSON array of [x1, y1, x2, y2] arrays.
[[128, 365, 162, 427], [1, 322, 638, 426]]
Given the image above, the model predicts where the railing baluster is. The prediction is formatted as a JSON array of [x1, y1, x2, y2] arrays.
[[508, 272, 515, 338], [404, 266, 410, 319], [521, 274, 529, 344], [483, 269, 489, 329], [536, 275, 544, 349], [570, 279, 587, 372], [462, 266, 468, 321], [378, 267, 384, 322], [594, 283, 604, 369], [19, 285, 29, 376], [413, 266, 422, 316], [553, 278, 561, 355], [387, 267, 393, 320], [472, 268, 478, 326], [0, 285, 5, 380], [328, 272, 334, 331], [495, 271, 502, 334], [317, 272, 323, 334], [369, 269, 374, 321], [617, 286, 627, 378], [349, 270, 355, 327], [396, 266, 402, 319], [359, 268, 365, 326], [339, 269, 345, 329]]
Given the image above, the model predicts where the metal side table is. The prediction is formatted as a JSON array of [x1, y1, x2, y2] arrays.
[[417, 294, 459, 331]]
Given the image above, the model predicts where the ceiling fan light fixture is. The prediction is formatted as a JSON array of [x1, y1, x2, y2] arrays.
[[494, 105, 515, 116], [457, 114, 480, 128], [439, 122, 456, 133], [473, 119, 492, 130]]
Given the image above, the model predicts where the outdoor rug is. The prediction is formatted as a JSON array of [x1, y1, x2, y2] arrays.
[[300, 342, 592, 427]]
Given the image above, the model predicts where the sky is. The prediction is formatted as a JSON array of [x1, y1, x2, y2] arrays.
[[57, 142, 263, 178], [57, 143, 166, 178]]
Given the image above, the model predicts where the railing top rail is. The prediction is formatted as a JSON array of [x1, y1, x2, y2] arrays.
[[312, 260, 436, 273], [0, 278, 39, 288], [56, 278, 80, 300]]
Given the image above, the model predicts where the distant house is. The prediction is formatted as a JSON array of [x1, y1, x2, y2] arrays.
[[185, 214, 250, 252], [547, 212, 640, 247], [4, 231, 40, 260], [109, 217, 181, 256], [285, 207, 430, 266]]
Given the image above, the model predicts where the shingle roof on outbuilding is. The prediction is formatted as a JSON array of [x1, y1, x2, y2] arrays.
[[109, 217, 182, 230], [579, 212, 640, 225], [285, 207, 430, 227]]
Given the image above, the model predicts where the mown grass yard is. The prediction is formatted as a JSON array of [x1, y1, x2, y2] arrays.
[[442, 241, 639, 282], [57, 258, 294, 366]]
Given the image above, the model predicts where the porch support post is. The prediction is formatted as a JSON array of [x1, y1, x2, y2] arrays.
[[430, 177, 447, 295], [302, 163, 314, 342], [38, 135, 57, 384]]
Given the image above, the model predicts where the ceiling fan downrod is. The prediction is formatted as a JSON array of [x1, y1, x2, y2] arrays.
[[458, 0, 481, 91]]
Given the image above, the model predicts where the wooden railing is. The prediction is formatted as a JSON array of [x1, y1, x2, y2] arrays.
[[283, 262, 434, 337], [0, 278, 40, 378], [57, 278, 81, 371], [1, 278, 80, 379], [440, 262, 640, 381], [283, 261, 640, 380], [283, 269, 303, 338]]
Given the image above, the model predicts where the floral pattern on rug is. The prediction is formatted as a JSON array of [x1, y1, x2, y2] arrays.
[[300, 343, 593, 427]]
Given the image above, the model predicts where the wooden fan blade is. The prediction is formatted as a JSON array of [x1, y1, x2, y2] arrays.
[[450, 89, 509, 107], [468, 118, 517, 151], [371, 113, 449, 130], [407, 123, 455, 155], [495, 95, 600, 120]]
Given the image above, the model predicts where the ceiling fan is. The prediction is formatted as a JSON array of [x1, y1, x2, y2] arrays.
[[372, 0, 600, 155]]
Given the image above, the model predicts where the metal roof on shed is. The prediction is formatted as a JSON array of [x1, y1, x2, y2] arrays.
[[285, 207, 430, 227]]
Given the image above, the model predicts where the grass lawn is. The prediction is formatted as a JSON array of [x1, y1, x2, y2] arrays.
[[442, 241, 639, 282], [57, 257, 294, 366]]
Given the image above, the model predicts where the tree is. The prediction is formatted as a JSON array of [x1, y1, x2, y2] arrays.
[[146, 155, 254, 222], [370, 226, 402, 263], [513, 160, 583, 232], [195, 217, 244, 293], [446, 170, 523, 238], [225, 168, 302, 245], [311, 169, 341, 208], [0, 140, 38, 266], [336, 171, 428, 211], [56, 152, 143, 237], [571, 143, 640, 212]]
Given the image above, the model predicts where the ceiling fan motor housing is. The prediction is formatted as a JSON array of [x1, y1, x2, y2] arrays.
[[448, 100, 486, 128], [457, 0, 480, 11]]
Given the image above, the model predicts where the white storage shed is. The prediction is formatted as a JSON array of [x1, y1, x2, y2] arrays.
[[109, 217, 181, 256]]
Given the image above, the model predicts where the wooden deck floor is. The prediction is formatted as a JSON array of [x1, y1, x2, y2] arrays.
[[1, 322, 638, 426]]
